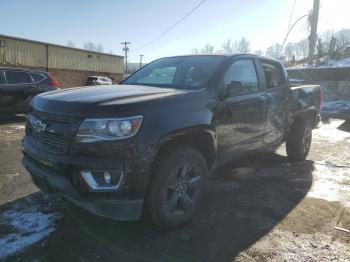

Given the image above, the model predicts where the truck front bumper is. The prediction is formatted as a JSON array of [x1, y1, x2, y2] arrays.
[[22, 138, 145, 221]]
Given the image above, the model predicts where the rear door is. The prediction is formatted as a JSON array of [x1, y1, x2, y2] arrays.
[[217, 57, 269, 164], [2, 70, 36, 112], [258, 59, 290, 146]]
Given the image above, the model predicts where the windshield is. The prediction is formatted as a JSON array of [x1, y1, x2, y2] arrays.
[[122, 56, 225, 90]]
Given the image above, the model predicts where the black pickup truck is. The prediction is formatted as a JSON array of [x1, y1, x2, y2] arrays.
[[22, 54, 321, 228]]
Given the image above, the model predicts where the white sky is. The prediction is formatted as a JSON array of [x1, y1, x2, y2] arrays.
[[1, 0, 349, 62]]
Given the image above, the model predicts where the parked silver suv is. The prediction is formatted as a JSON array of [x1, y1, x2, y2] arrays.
[[86, 76, 113, 86]]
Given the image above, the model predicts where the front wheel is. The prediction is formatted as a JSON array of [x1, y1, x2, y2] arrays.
[[146, 145, 209, 228], [286, 118, 312, 161]]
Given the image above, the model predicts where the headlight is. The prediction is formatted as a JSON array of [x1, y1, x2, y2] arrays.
[[75, 116, 143, 143]]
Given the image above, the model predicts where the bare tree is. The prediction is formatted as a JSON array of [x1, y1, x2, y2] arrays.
[[222, 39, 235, 53], [234, 37, 250, 53], [321, 30, 335, 53], [84, 42, 105, 52], [66, 40, 75, 48], [284, 42, 295, 61], [295, 39, 309, 59], [253, 50, 264, 56], [191, 48, 199, 54], [335, 28, 350, 50], [96, 44, 104, 53], [266, 43, 282, 58], [84, 42, 95, 51], [201, 43, 214, 54]]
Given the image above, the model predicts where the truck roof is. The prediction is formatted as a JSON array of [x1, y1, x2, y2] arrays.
[[159, 53, 282, 64]]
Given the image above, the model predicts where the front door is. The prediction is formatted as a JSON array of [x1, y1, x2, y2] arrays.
[[217, 58, 269, 165]]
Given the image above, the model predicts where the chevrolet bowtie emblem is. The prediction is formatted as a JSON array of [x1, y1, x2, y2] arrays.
[[31, 117, 47, 132]]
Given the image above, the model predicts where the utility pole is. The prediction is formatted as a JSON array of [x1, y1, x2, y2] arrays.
[[121, 42, 130, 75], [139, 55, 144, 69], [308, 0, 320, 65]]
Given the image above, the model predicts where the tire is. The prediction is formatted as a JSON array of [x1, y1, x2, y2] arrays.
[[146, 145, 209, 228], [286, 118, 312, 161]]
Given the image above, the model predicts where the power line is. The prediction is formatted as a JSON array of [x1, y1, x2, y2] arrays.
[[133, 0, 207, 51], [280, 0, 296, 55], [280, 14, 309, 53], [287, 0, 297, 32]]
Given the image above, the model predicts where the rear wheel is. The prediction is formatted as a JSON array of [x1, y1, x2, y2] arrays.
[[286, 118, 312, 161], [146, 145, 208, 228]]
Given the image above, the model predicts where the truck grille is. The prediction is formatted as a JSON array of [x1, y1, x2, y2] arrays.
[[26, 110, 79, 154], [30, 129, 67, 153]]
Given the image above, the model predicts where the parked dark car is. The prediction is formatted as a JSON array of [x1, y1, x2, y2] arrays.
[[21, 54, 321, 228], [0, 67, 61, 114]]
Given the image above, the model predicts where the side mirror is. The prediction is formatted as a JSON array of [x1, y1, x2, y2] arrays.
[[218, 79, 226, 100], [225, 81, 242, 97], [219, 80, 243, 99]]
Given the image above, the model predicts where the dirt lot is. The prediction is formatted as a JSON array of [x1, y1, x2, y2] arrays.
[[0, 116, 349, 262]]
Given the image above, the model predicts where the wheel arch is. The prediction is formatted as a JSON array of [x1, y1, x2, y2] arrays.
[[154, 126, 217, 171], [285, 108, 318, 141], [294, 108, 318, 128]]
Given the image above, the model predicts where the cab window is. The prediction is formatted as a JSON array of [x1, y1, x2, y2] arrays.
[[261, 60, 285, 88], [223, 59, 259, 96]]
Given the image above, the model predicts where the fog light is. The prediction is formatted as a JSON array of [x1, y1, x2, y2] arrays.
[[81, 170, 124, 191], [104, 171, 111, 184]]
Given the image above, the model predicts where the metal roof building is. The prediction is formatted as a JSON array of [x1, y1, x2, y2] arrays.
[[0, 34, 124, 87]]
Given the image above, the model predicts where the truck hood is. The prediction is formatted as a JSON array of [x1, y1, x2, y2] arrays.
[[32, 84, 185, 117]]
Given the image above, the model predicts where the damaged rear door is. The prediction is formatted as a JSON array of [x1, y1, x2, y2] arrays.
[[258, 59, 290, 146]]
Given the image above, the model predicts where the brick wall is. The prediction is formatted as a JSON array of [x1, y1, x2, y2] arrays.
[[2, 65, 124, 88], [49, 68, 124, 88]]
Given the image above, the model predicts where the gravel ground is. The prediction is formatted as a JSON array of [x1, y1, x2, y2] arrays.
[[0, 116, 349, 262]]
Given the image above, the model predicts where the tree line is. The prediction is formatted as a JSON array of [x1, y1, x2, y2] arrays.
[[66, 40, 114, 54], [191, 28, 350, 61]]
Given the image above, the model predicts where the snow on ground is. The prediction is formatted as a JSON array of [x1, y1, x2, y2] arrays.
[[308, 163, 350, 207], [308, 120, 350, 207], [313, 121, 350, 142], [288, 57, 350, 69], [326, 57, 350, 67], [0, 195, 62, 259], [9, 124, 25, 130]]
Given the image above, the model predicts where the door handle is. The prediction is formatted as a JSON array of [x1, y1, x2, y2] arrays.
[[261, 93, 273, 103]]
